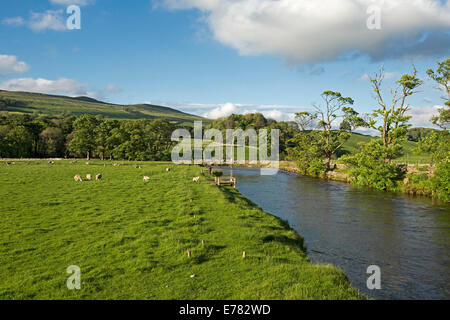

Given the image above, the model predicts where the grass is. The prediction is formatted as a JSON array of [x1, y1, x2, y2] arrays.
[[0, 90, 207, 125], [340, 133, 430, 164], [0, 160, 363, 300]]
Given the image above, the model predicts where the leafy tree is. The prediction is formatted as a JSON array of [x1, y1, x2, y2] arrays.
[[39, 127, 65, 157], [341, 140, 403, 191], [427, 58, 449, 129], [368, 67, 423, 162], [6, 125, 33, 158], [312, 91, 362, 170], [68, 115, 100, 159], [287, 130, 325, 176]]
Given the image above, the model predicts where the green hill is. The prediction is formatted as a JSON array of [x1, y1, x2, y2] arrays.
[[0, 90, 207, 125], [340, 132, 429, 164]]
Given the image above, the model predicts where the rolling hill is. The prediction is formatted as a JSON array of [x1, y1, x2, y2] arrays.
[[0, 90, 208, 125]]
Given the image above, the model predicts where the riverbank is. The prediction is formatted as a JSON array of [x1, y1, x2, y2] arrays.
[[250, 161, 444, 201], [0, 160, 364, 299]]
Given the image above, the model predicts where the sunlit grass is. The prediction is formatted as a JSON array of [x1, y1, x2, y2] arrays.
[[0, 160, 363, 300]]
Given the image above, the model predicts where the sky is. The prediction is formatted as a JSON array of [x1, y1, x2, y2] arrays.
[[1, 0, 449, 132]]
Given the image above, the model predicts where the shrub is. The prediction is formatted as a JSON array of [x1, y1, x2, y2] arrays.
[[342, 140, 404, 191]]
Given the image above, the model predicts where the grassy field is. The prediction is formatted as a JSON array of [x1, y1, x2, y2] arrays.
[[0, 161, 363, 300], [0, 90, 207, 125], [340, 133, 430, 164]]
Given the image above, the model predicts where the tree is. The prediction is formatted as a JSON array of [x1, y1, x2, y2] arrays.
[[313, 90, 362, 170], [39, 127, 65, 157], [294, 111, 316, 131], [427, 58, 450, 129], [288, 91, 363, 173], [95, 119, 119, 160], [341, 140, 403, 191], [68, 115, 99, 159], [6, 125, 33, 158], [368, 67, 423, 162]]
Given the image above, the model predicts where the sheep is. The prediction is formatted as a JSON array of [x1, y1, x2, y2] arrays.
[[113, 163, 120, 167], [135, 164, 142, 169], [192, 177, 200, 182], [74, 175, 83, 182], [143, 176, 150, 182], [86, 174, 92, 181], [166, 168, 171, 172], [85, 162, 90, 165], [96, 174, 102, 181]]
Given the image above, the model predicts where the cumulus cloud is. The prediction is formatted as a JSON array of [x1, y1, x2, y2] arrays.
[[29, 10, 66, 32], [2, 17, 25, 26], [159, 101, 299, 121], [203, 102, 238, 118], [407, 105, 442, 127], [161, 0, 450, 63], [0, 55, 30, 75]]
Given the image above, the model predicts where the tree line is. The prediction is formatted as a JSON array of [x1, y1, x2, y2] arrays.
[[0, 114, 177, 161], [287, 59, 449, 200]]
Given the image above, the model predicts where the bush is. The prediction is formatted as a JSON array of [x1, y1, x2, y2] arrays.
[[342, 140, 404, 191], [432, 161, 450, 202]]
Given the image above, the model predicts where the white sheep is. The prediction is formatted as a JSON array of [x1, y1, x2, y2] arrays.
[[143, 176, 150, 182], [192, 177, 200, 182]]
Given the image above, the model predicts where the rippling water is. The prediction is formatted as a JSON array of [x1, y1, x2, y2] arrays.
[[222, 168, 450, 300]]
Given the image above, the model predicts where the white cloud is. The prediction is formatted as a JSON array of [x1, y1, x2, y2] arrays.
[[29, 10, 66, 32], [50, 0, 95, 5], [203, 102, 239, 118], [2, 17, 25, 26], [161, 0, 450, 63], [0, 77, 90, 97], [0, 55, 30, 75], [407, 105, 442, 128]]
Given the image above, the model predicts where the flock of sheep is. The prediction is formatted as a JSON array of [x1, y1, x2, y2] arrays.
[[73, 173, 102, 182], [73, 164, 201, 183]]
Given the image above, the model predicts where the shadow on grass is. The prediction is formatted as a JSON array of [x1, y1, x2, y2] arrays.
[[216, 183, 308, 254]]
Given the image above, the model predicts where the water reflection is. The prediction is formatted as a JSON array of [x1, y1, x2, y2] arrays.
[[222, 168, 450, 300]]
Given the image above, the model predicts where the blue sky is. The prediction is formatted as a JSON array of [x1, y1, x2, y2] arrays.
[[1, 0, 449, 130]]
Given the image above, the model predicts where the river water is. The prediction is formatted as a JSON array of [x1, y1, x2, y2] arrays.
[[222, 168, 450, 300]]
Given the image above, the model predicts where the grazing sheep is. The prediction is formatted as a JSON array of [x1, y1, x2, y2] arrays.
[[85, 162, 90, 165], [166, 168, 170, 172], [96, 174, 102, 180], [74, 175, 83, 182], [135, 164, 141, 169], [192, 177, 200, 182], [113, 163, 120, 167], [143, 176, 150, 181], [86, 174, 92, 181]]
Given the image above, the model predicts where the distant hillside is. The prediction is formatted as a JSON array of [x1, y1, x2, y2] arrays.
[[0, 90, 208, 125], [340, 132, 429, 163]]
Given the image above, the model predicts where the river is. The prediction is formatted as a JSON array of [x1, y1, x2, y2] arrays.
[[221, 168, 450, 300]]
